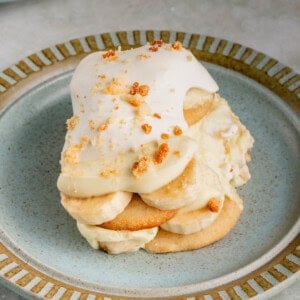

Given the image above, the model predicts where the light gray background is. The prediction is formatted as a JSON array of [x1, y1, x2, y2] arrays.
[[0, 0, 299, 299]]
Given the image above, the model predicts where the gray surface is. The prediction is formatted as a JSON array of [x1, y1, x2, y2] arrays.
[[0, 0, 299, 299], [0, 0, 299, 73], [0, 288, 23, 300]]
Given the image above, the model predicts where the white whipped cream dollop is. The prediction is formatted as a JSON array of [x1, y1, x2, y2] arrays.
[[66, 44, 218, 159], [58, 43, 219, 197]]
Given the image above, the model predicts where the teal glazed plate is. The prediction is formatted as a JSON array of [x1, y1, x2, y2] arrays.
[[0, 31, 299, 299]]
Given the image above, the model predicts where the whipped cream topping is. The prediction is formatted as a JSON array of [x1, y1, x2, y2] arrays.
[[58, 43, 219, 197], [65, 43, 218, 159]]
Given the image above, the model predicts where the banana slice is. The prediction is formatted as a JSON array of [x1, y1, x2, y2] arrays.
[[140, 157, 224, 211], [160, 197, 224, 234], [140, 158, 202, 210], [183, 87, 215, 110], [61, 191, 132, 225], [77, 222, 158, 254], [144, 197, 242, 253], [183, 88, 215, 126], [159, 162, 226, 235]]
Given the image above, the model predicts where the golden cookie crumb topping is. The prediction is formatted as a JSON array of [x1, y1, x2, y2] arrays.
[[207, 198, 220, 212], [66, 115, 79, 131], [102, 49, 118, 61], [154, 143, 169, 164], [132, 156, 150, 178], [173, 125, 183, 136], [141, 123, 152, 134]]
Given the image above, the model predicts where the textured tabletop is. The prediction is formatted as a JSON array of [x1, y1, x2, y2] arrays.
[[0, 0, 299, 299]]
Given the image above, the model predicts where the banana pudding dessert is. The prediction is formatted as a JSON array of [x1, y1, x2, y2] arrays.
[[57, 41, 254, 254]]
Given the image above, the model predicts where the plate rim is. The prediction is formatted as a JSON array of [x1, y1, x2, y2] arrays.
[[0, 30, 299, 299]]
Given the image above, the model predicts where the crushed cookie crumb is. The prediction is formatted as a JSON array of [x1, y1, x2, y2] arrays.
[[88, 119, 97, 130], [129, 89, 136, 95], [154, 143, 169, 164], [132, 156, 150, 178], [98, 74, 106, 79], [137, 53, 150, 60], [207, 198, 220, 212], [102, 49, 118, 61], [161, 133, 169, 139], [128, 98, 141, 107], [149, 46, 158, 52], [153, 112, 161, 119], [102, 77, 128, 95], [150, 40, 163, 47], [66, 115, 80, 130], [214, 132, 222, 139], [224, 140, 230, 154], [129, 82, 139, 95], [173, 125, 183, 136], [99, 169, 120, 178], [141, 123, 152, 134], [80, 135, 90, 144], [173, 150, 181, 157], [138, 85, 149, 96], [129, 82, 149, 97], [63, 144, 83, 165], [98, 123, 108, 131], [172, 41, 182, 50]]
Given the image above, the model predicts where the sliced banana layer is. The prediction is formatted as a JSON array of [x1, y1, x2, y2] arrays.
[[140, 157, 224, 211], [77, 222, 158, 254], [158, 161, 226, 235], [183, 88, 215, 126], [160, 197, 224, 235], [183, 87, 216, 110], [144, 197, 242, 253], [61, 191, 132, 225], [140, 158, 202, 210]]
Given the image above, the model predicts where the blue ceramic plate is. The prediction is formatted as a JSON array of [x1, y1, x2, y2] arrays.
[[0, 31, 299, 299]]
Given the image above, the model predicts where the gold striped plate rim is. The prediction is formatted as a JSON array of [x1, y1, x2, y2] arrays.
[[0, 30, 299, 113], [0, 236, 299, 299], [0, 30, 299, 299]]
